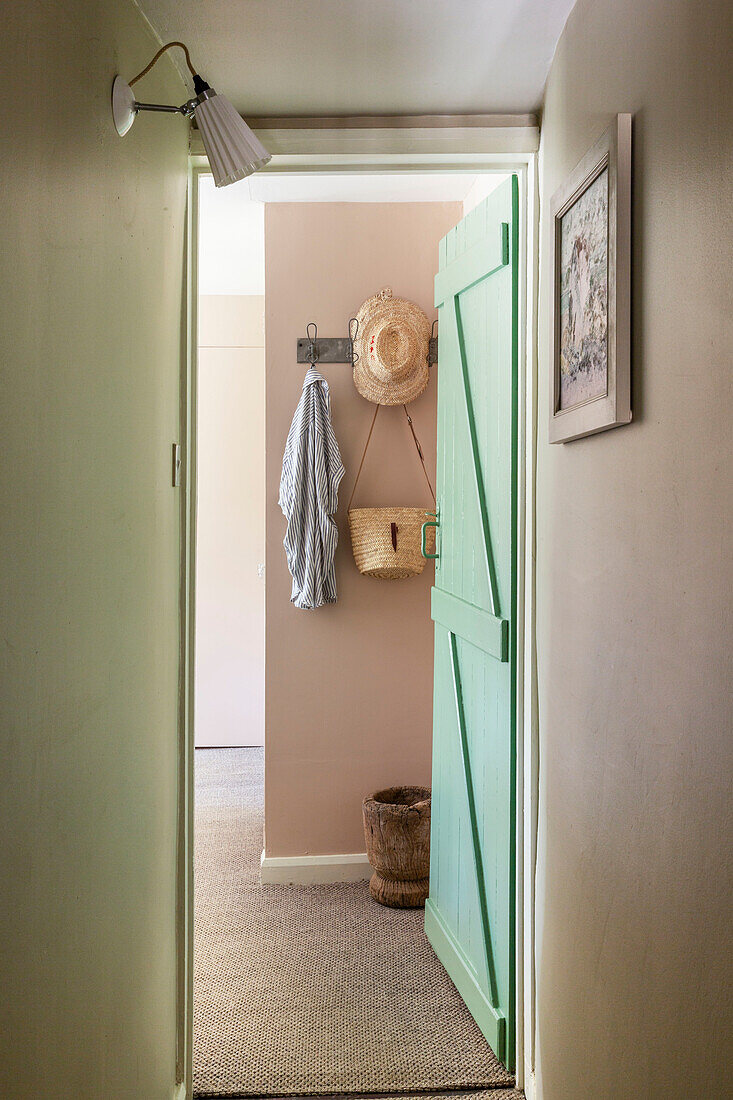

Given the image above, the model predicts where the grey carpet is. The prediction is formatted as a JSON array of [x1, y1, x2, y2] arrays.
[[194, 748, 515, 1099]]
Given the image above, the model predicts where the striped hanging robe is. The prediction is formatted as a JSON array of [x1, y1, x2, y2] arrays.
[[279, 367, 345, 609]]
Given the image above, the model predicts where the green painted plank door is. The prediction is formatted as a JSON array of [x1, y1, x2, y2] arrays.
[[425, 176, 519, 1071]]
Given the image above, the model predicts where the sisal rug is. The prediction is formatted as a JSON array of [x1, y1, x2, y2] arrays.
[[198, 1094, 524, 1100], [194, 748, 515, 1098]]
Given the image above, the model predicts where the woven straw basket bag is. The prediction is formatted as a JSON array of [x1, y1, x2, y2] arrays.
[[347, 405, 436, 580]]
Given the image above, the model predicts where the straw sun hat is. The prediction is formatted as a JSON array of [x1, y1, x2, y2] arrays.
[[352, 287, 431, 405]]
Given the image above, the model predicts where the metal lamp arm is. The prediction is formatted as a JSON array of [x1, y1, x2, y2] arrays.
[[134, 98, 200, 118], [134, 101, 187, 115]]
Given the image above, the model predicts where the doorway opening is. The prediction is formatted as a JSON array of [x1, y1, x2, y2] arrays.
[[183, 150, 537, 1100]]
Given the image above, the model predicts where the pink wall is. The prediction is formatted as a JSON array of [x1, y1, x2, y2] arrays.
[[264, 201, 461, 857]]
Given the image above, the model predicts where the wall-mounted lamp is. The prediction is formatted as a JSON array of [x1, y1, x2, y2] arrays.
[[112, 41, 271, 187]]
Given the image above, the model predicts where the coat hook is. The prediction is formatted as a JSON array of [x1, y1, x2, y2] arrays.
[[348, 317, 359, 366], [306, 322, 318, 366], [428, 319, 438, 366]]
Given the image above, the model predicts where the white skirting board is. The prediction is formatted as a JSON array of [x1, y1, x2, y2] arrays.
[[260, 850, 371, 885]]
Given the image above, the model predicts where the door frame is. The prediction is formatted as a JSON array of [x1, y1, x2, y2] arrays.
[[177, 117, 540, 1100]]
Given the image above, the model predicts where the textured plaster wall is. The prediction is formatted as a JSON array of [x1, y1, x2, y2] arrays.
[[0, 2, 188, 1096], [535, 0, 733, 1095]]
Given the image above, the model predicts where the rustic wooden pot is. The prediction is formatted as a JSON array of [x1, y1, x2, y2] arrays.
[[362, 785, 431, 908]]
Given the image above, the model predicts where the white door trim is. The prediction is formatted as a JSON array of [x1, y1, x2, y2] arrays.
[[189, 113, 538, 160], [178, 122, 538, 1100], [176, 155, 200, 1094], [518, 151, 540, 1100]]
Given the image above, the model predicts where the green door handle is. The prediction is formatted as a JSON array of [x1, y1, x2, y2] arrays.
[[421, 514, 440, 560]]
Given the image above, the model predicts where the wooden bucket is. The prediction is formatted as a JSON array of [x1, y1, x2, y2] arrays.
[[362, 785, 431, 907]]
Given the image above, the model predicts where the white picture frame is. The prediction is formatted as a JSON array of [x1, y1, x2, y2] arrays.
[[549, 113, 632, 443]]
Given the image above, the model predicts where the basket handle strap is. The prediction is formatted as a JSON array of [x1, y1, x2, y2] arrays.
[[346, 402, 436, 511], [347, 403, 381, 511], [402, 404, 436, 506]]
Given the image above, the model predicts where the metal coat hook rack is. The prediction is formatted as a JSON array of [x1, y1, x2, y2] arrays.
[[297, 318, 438, 366]]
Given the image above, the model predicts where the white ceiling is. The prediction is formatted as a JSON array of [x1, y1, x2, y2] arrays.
[[137, 0, 576, 116]]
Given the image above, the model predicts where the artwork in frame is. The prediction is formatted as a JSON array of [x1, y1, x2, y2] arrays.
[[549, 114, 632, 443]]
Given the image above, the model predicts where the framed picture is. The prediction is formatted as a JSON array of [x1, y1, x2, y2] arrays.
[[549, 114, 632, 443]]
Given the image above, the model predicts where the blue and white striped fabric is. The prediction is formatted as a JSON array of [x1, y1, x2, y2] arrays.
[[279, 368, 345, 610]]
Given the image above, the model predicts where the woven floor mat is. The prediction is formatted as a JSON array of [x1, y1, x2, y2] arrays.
[[198, 1094, 524, 1100], [194, 748, 514, 1099]]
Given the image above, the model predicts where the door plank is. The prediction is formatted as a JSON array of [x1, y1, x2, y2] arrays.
[[448, 630, 501, 1014], [452, 292, 501, 617], [424, 898, 506, 1059], [434, 224, 510, 306], [431, 587, 508, 661]]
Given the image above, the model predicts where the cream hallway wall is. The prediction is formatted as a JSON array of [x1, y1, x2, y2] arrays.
[[0, 2, 187, 1097], [196, 294, 266, 747], [264, 201, 461, 858], [535, 0, 733, 1096]]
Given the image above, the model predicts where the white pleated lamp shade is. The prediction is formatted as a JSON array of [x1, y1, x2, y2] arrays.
[[194, 91, 271, 187]]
